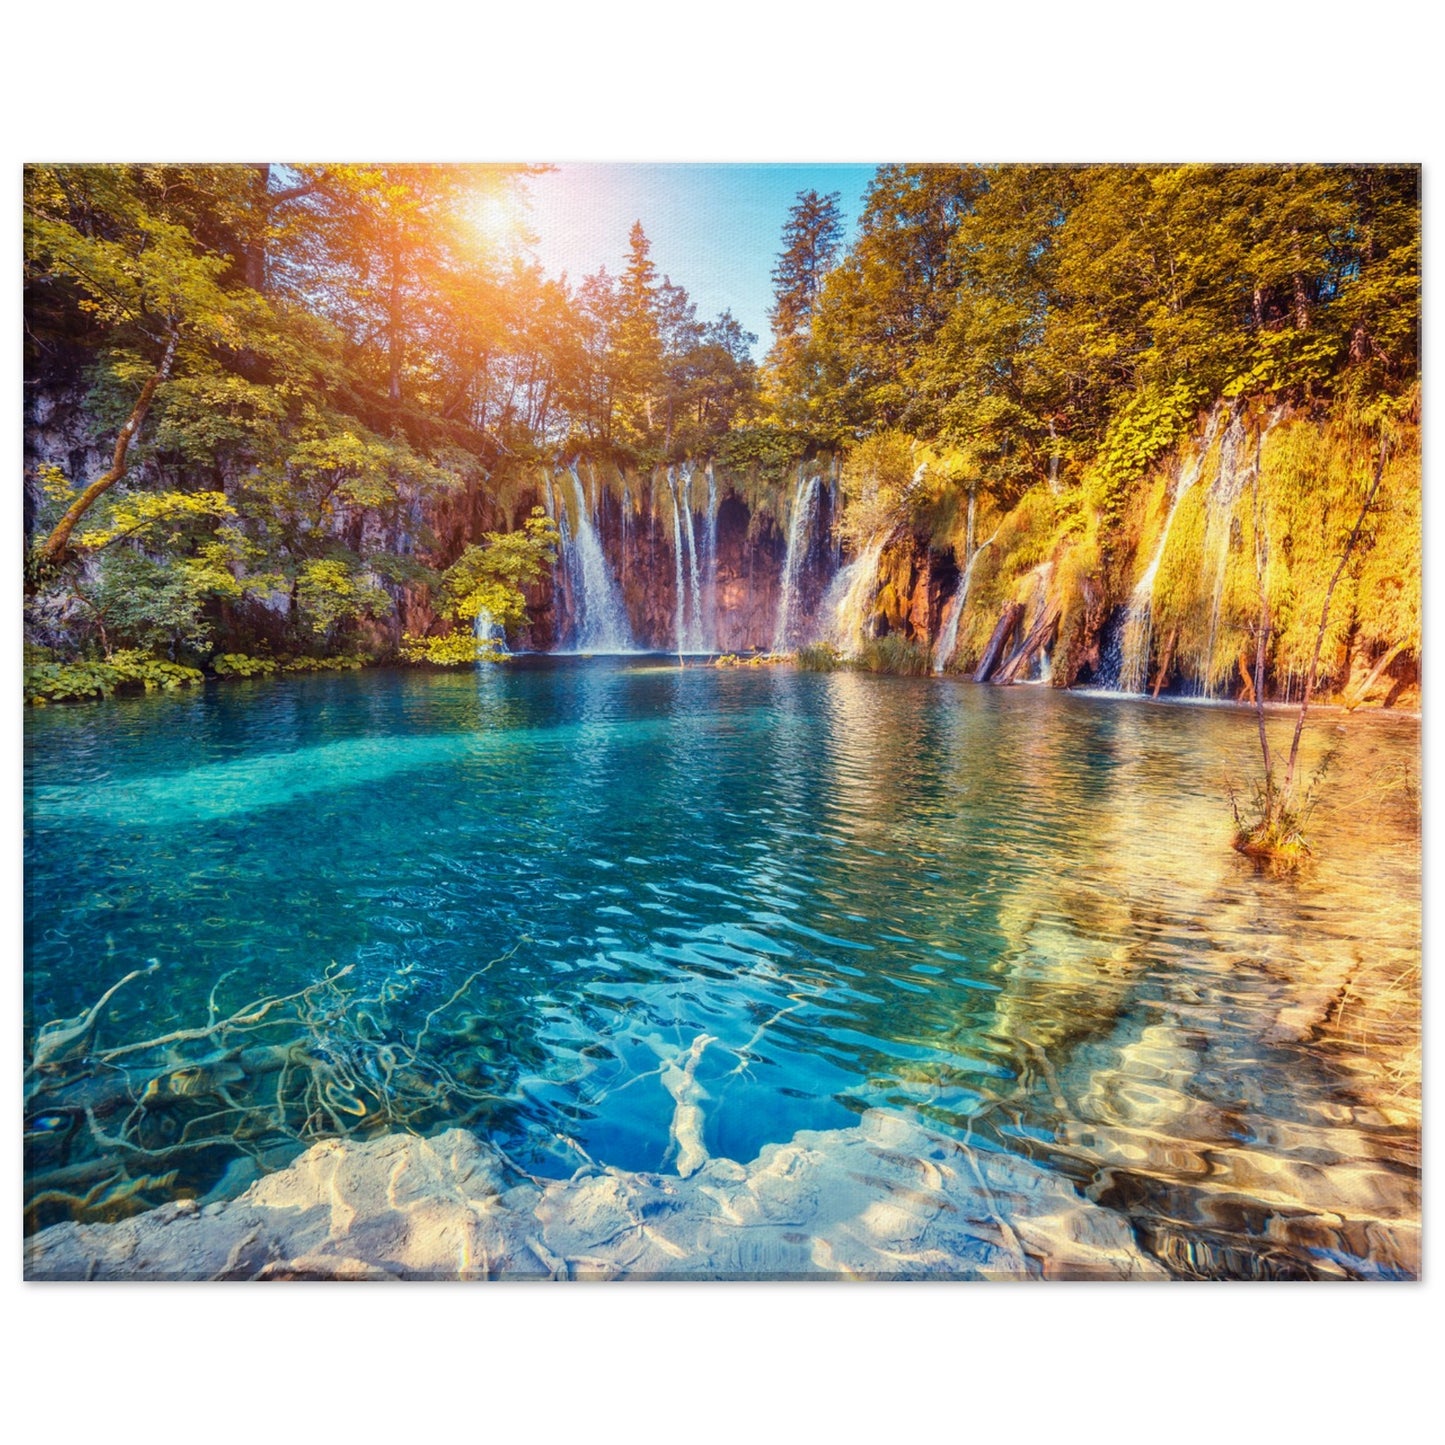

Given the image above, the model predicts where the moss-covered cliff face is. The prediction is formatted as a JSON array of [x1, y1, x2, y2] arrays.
[[867, 398, 1420, 707]]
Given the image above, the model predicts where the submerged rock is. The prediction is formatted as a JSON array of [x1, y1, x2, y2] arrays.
[[24, 1111, 1168, 1281]]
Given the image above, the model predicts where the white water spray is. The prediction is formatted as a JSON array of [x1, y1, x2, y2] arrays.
[[773, 469, 821, 651]]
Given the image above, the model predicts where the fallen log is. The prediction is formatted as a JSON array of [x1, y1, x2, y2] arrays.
[[1344, 641, 1406, 711], [992, 603, 1062, 685], [973, 602, 1024, 682]]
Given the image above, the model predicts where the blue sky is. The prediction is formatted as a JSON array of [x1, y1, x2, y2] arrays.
[[523, 163, 879, 357]]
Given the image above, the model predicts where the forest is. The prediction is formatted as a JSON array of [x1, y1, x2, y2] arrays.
[[22, 162, 1420, 710]]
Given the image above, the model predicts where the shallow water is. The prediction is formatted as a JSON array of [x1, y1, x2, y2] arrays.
[[24, 660, 1422, 1277]]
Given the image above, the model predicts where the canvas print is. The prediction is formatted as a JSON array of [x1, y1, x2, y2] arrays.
[[22, 163, 1420, 1281]]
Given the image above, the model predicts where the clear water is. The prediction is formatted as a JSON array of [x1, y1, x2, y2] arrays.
[[24, 661, 1421, 1277]]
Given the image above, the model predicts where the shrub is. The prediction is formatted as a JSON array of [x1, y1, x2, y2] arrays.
[[855, 636, 932, 675], [25, 649, 204, 704], [212, 653, 278, 678]]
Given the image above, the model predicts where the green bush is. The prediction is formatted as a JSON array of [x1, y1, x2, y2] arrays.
[[280, 654, 367, 673], [25, 649, 205, 704], [212, 653, 278, 678]]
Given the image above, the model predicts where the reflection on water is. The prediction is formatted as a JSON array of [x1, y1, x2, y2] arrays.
[[24, 660, 1420, 1277]]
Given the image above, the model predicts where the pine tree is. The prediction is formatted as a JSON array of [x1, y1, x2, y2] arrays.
[[613, 221, 665, 446], [768, 189, 844, 343]]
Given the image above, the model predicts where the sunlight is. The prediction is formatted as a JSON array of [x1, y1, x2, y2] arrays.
[[461, 186, 524, 255]]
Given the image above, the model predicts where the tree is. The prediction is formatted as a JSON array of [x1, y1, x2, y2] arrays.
[[1234, 417, 1397, 862], [767, 190, 843, 349], [402, 508, 558, 664], [612, 222, 665, 447], [23, 165, 269, 576]]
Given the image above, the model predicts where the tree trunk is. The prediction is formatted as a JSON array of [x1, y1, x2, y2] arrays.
[[1151, 627, 1178, 698], [973, 602, 1023, 683], [33, 329, 180, 576], [1237, 648, 1256, 704], [1250, 433, 1275, 812], [1344, 640, 1407, 711], [387, 239, 404, 403], [1276, 440, 1390, 810]]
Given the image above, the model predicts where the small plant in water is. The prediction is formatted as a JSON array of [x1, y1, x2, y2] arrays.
[[795, 642, 842, 671], [1228, 748, 1336, 868]]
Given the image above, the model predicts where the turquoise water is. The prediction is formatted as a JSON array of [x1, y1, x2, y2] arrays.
[[24, 661, 1422, 1276]]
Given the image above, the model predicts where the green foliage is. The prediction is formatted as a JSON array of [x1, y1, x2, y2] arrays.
[[295, 558, 391, 639], [278, 654, 367, 672], [212, 653, 278, 677], [1093, 382, 1200, 522], [25, 648, 204, 704], [714, 423, 808, 482], [444, 508, 558, 625], [73, 490, 236, 551], [837, 429, 922, 549], [215, 652, 368, 676], [400, 631, 501, 667], [774, 163, 1418, 512], [401, 507, 558, 665]]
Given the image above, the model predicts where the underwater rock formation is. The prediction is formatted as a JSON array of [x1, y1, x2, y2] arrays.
[[25, 1111, 1169, 1281]]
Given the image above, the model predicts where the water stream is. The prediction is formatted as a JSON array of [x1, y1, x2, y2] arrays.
[[933, 529, 999, 673]]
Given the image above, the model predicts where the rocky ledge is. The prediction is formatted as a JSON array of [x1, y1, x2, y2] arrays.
[[25, 1109, 1166, 1281]]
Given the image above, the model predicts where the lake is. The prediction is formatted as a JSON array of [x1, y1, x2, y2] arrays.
[[23, 660, 1421, 1278]]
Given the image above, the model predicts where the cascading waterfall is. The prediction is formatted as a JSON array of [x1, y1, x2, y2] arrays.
[[680, 464, 705, 651], [932, 529, 998, 674], [1194, 408, 1247, 694], [1117, 407, 1225, 693], [620, 479, 632, 589], [669, 475, 687, 652], [822, 532, 888, 653], [702, 462, 719, 649], [560, 464, 633, 652], [772, 470, 821, 651], [668, 466, 707, 653]]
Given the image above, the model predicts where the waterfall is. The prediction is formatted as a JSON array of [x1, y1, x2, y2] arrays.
[[1117, 408, 1224, 693], [669, 474, 687, 653], [1194, 410, 1246, 694], [668, 466, 707, 653], [823, 532, 888, 652], [703, 461, 720, 650], [773, 469, 821, 651], [680, 464, 704, 651], [620, 479, 631, 589], [560, 464, 633, 652], [932, 530, 997, 674], [473, 606, 508, 657]]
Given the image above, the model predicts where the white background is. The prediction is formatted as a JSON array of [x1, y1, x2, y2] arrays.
[[3, 4, 1438, 1439]]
